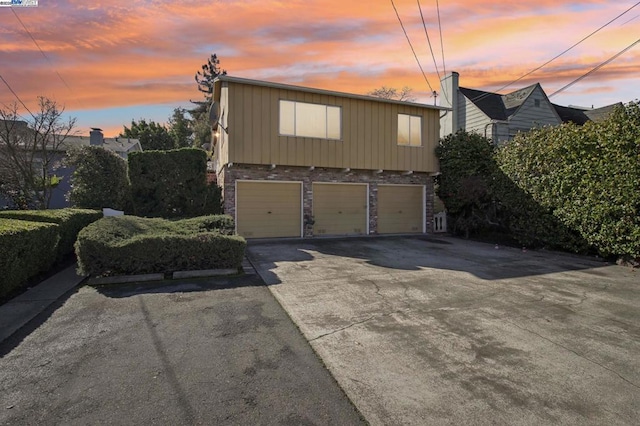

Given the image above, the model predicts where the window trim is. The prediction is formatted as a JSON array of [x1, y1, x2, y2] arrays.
[[279, 100, 342, 140], [397, 113, 423, 147]]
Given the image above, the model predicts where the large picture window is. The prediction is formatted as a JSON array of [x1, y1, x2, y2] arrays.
[[279, 100, 341, 140], [398, 114, 422, 146]]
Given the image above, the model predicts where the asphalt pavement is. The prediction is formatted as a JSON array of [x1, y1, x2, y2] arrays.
[[0, 274, 365, 425]]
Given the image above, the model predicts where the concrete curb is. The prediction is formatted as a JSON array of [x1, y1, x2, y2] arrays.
[[0, 264, 86, 343]]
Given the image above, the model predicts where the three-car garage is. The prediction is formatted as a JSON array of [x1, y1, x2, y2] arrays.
[[235, 180, 426, 239]]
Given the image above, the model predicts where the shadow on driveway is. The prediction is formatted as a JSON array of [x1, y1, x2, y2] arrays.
[[247, 235, 609, 284]]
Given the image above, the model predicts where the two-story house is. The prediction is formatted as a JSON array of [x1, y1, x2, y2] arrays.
[[211, 76, 446, 239], [440, 71, 620, 144]]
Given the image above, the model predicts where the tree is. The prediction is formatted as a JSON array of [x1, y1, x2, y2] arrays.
[[120, 119, 174, 151], [66, 145, 131, 211], [0, 97, 76, 209], [195, 53, 226, 102], [168, 107, 192, 148], [367, 86, 416, 102], [191, 53, 227, 148]]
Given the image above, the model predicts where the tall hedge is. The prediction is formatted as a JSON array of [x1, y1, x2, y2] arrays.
[[0, 218, 59, 298], [496, 102, 640, 259], [66, 145, 132, 211], [436, 131, 588, 251], [128, 148, 222, 218]]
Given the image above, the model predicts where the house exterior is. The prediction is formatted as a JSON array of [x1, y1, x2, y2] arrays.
[[1, 126, 141, 209], [211, 75, 446, 239], [440, 71, 620, 144]]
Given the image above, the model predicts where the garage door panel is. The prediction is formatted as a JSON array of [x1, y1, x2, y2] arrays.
[[378, 185, 423, 234], [313, 184, 367, 236], [237, 181, 301, 238]]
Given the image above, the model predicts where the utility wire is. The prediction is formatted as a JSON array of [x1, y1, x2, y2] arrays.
[[0, 73, 33, 117], [549, 38, 640, 97], [390, 0, 435, 93], [435, 0, 448, 102], [469, 1, 639, 102], [11, 8, 75, 97], [417, 0, 441, 81]]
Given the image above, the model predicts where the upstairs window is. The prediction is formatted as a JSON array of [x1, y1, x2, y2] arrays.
[[398, 114, 422, 146], [279, 100, 341, 140]]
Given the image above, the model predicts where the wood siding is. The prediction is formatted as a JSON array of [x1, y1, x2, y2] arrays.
[[508, 86, 561, 136], [222, 81, 440, 173]]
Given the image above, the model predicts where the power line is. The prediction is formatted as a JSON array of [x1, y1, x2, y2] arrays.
[[549, 38, 640, 98], [11, 8, 75, 97], [0, 73, 33, 117], [469, 1, 639, 103], [435, 0, 448, 101], [417, 0, 441, 81], [390, 0, 435, 93]]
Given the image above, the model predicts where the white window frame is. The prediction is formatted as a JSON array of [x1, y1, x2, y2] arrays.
[[397, 113, 422, 147], [279, 100, 342, 140]]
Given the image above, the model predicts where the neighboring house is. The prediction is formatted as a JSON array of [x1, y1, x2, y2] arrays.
[[440, 71, 620, 144], [0, 126, 141, 209], [211, 75, 446, 239]]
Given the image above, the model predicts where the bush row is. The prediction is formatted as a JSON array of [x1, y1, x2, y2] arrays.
[[75, 215, 244, 277], [0, 208, 103, 260], [0, 219, 59, 298]]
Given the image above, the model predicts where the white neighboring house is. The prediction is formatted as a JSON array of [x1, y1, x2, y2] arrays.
[[440, 71, 621, 144]]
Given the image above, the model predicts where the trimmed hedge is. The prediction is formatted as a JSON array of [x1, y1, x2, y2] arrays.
[[129, 148, 222, 218], [497, 102, 640, 259], [0, 218, 59, 298], [66, 146, 132, 212], [76, 215, 245, 277], [0, 208, 102, 260]]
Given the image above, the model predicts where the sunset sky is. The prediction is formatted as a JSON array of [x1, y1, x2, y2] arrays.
[[0, 0, 638, 137]]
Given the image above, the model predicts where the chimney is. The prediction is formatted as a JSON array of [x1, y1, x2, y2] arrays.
[[90, 128, 104, 146], [440, 71, 459, 138]]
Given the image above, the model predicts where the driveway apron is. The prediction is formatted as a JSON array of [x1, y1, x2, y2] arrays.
[[248, 236, 640, 426]]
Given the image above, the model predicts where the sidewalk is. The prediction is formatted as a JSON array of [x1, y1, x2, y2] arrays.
[[0, 264, 86, 343]]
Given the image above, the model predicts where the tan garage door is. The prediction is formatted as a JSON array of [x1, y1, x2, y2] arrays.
[[236, 181, 302, 238], [313, 183, 368, 236], [378, 185, 424, 234]]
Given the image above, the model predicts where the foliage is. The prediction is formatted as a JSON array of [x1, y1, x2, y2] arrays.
[[120, 119, 175, 151], [128, 148, 222, 218], [195, 53, 226, 102], [367, 86, 416, 102], [75, 215, 245, 276], [66, 145, 132, 211], [496, 102, 640, 259], [0, 218, 59, 298], [174, 214, 234, 235], [169, 107, 193, 148], [0, 97, 76, 209], [0, 208, 102, 261], [191, 53, 227, 148], [436, 130, 588, 251]]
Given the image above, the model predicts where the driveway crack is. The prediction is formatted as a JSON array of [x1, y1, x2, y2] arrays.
[[309, 315, 377, 342], [485, 312, 640, 390]]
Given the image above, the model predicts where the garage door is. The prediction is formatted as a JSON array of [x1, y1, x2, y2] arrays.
[[377, 185, 424, 234], [236, 181, 302, 238], [313, 183, 368, 236]]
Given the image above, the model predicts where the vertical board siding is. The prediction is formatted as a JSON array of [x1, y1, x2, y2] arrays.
[[224, 81, 439, 172]]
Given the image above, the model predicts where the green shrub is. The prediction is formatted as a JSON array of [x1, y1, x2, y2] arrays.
[[436, 130, 588, 251], [0, 218, 59, 298], [76, 215, 245, 276], [129, 148, 222, 218], [174, 215, 235, 235], [0, 208, 102, 260], [497, 102, 640, 259], [66, 145, 132, 212]]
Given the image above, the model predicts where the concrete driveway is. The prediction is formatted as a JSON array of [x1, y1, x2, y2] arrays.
[[247, 236, 640, 425]]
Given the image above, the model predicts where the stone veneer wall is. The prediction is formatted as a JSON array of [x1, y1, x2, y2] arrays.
[[221, 163, 435, 237]]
